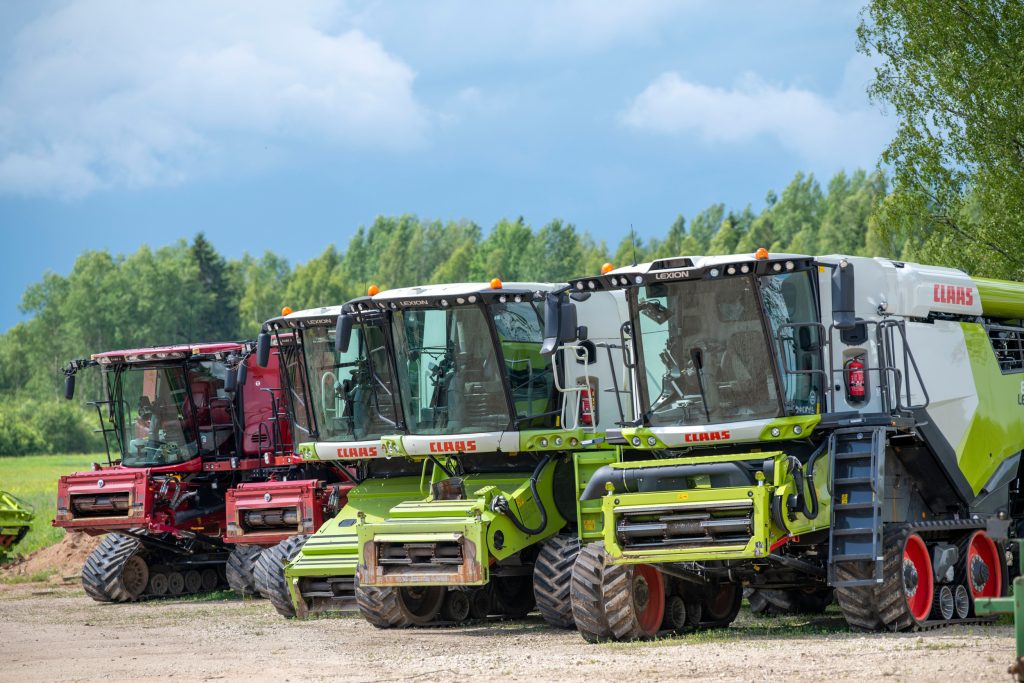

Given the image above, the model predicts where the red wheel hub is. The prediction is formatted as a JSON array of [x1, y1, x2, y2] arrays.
[[966, 530, 1002, 599], [902, 533, 933, 622], [633, 564, 665, 636]]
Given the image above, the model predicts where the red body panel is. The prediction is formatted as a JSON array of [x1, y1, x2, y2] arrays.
[[241, 353, 293, 456], [54, 466, 224, 537], [224, 479, 352, 545]]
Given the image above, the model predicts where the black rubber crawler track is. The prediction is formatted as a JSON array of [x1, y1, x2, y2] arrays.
[[355, 580, 445, 629], [225, 544, 263, 597], [81, 533, 143, 602], [253, 535, 307, 618], [533, 533, 580, 629], [836, 520, 997, 632]]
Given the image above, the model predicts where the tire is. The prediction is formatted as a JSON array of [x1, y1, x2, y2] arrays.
[[81, 533, 147, 603], [533, 534, 580, 628], [570, 542, 665, 642], [441, 590, 471, 623], [226, 544, 263, 597], [253, 535, 308, 618], [699, 581, 742, 628], [355, 579, 446, 629]]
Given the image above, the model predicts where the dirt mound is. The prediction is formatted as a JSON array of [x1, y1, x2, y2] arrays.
[[2, 532, 101, 581]]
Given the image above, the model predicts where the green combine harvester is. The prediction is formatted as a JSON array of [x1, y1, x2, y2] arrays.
[[274, 280, 633, 626], [0, 487, 33, 560], [558, 251, 1024, 640]]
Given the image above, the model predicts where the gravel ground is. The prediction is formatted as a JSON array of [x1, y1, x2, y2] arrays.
[[0, 581, 1015, 683]]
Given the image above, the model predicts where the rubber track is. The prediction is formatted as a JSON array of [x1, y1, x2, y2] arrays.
[[533, 534, 580, 629], [355, 580, 414, 629], [81, 533, 143, 602], [570, 542, 649, 642], [253, 535, 307, 618], [835, 520, 996, 632], [225, 544, 262, 597]]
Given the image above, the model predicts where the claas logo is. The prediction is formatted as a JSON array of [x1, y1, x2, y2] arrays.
[[683, 430, 732, 443], [933, 284, 974, 306], [336, 446, 379, 458], [428, 440, 478, 453]]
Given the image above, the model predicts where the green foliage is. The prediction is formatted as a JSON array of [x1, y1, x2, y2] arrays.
[[0, 167, 896, 440], [858, 0, 1024, 278]]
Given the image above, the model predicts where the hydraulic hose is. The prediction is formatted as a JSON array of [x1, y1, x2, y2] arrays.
[[493, 455, 551, 536], [787, 441, 827, 520]]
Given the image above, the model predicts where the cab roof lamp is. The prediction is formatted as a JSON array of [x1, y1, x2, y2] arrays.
[[281, 306, 293, 316], [367, 285, 381, 296], [490, 278, 503, 289], [755, 247, 770, 260], [601, 262, 614, 275]]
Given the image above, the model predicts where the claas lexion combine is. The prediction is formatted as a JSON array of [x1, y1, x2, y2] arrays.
[[0, 487, 33, 559], [259, 281, 632, 627], [56, 339, 348, 601], [560, 251, 1024, 640]]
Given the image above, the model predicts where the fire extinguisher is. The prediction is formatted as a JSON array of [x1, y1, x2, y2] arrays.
[[578, 377, 598, 426], [844, 355, 866, 403]]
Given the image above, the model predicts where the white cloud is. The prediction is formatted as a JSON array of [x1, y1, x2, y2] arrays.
[[0, 0, 428, 198], [621, 57, 894, 167]]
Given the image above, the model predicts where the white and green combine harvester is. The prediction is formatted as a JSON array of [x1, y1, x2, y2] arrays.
[[252, 293, 424, 617], [563, 251, 1024, 640], [280, 280, 633, 626]]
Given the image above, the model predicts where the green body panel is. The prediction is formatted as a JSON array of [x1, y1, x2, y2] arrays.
[[975, 277, 1024, 319], [575, 450, 620, 542], [0, 489, 33, 543], [357, 465, 567, 587], [957, 322, 1024, 494], [285, 475, 425, 580], [598, 451, 830, 565]]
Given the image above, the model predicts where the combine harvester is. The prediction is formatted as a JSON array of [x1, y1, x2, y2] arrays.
[[277, 279, 632, 627], [57, 341, 299, 600], [0, 488, 33, 560], [560, 251, 1022, 640], [252, 291, 423, 617]]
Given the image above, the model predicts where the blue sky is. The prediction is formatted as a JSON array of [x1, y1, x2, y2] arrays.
[[0, 1, 893, 331]]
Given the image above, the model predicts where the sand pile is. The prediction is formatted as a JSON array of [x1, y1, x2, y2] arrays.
[[2, 531, 101, 581]]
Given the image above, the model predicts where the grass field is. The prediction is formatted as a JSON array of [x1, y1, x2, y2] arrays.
[[0, 453, 103, 558]]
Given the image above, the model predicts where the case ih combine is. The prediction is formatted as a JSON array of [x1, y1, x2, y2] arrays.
[[56, 341, 298, 600], [557, 251, 1023, 640], [278, 280, 632, 627]]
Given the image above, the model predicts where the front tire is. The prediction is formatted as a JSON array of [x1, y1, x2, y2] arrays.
[[533, 534, 580, 628], [570, 542, 665, 642], [225, 544, 263, 597], [253, 535, 308, 618]]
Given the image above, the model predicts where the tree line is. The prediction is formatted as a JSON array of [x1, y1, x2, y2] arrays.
[[0, 168, 904, 455]]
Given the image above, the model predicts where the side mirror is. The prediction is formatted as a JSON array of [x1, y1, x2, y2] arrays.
[[64, 374, 76, 400], [256, 332, 271, 367], [831, 260, 856, 330], [335, 314, 354, 354], [225, 362, 238, 393], [559, 300, 578, 343], [236, 361, 248, 387], [540, 295, 562, 356]]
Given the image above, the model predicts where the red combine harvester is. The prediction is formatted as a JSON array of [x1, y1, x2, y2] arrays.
[[56, 341, 300, 601]]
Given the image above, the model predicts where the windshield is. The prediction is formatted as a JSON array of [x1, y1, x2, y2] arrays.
[[301, 324, 399, 441], [490, 300, 557, 428], [392, 306, 511, 434], [636, 276, 781, 426], [113, 361, 232, 467]]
